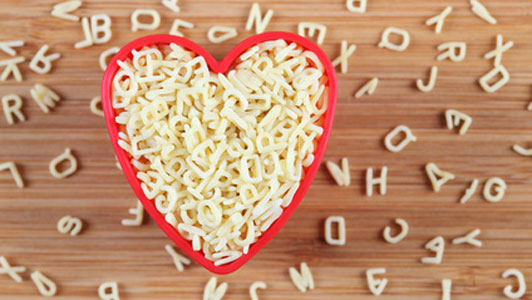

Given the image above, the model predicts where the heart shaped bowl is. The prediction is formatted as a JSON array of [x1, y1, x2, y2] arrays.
[[101, 32, 337, 274]]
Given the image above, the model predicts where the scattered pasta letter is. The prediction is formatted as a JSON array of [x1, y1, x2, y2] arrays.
[[366, 268, 388, 296], [378, 27, 410, 52], [203, 277, 228, 300], [332, 40, 356, 74], [165, 244, 191, 272], [298, 22, 327, 45], [245, 3, 274, 34], [483, 177, 506, 202], [324, 216, 346, 246], [383, 218, 408, 244], [355, 77, 378, 98], [289, 262, 314, 293], [30, 83, 61, 113], [426, 162, 455, 192], [452, 228, 482, 247], [421, 236, 445, 264], [1, 94, 25, 125], [249, 281, 267, 300], [0, 256, 26, 283], [49, 148, 78, 179], [366, 167, 388, 196], [326, 158, 350, 187], [0, 161, 24, 188], [31, 271, 57, 297], [121, 200, 144, 226], [57, 215, 83, 236], [426, 6, 452, 34], [384, 125, 417, 153], [99, 281, 120, 300]]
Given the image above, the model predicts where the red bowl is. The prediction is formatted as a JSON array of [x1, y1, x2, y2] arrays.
[[101, 32, 337, 274]]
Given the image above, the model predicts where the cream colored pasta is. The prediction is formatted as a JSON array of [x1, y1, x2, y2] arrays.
[[162, 0, 180, 13], [0, 40, 24, 56], [2, 94, 25, 125], [416, 66, 438, 93], [100, 47, 120, 71], [366, 167, 387, 196], [31, 83, 61, 113], [426, 6, 452, 34], [170, 19, 194, 37], [366, 268, 388, 296], [355, 77, 378, 98], [29, 44, 61, 74], [49, 148, 78, 179], [75, 17, 93, 49], [460, 179, 479, 204], [121, 200, 144, 226], [131, 9, 161, 32], [0, 161, 24, 188], [90, 96, 105, 117], [470, 0, 497, 24], [298, 22, 327, 45], [113, 42, 327, 264], [479, 64, 510, 93], [207, 26, 238, 44], [324, 216, 346, 246], [51, 0, 81, 21], [332, 40, 356, 74], [442, 279, 452, 300], [165, 244, 191, 272], [437, 42, 466, 62], [346, 0, 367, 13], [326, 158, 350, 187], [483, 177, 506, 202], [289, 262, 314, 293], [485, 34, 513, 67], [512, 144, 532, 157], [445, 109, 472, 135], [91, 14, 112, 44], [31, 271, 57, 297], [383, 218, 408, 244], [203, 277, 227, 300], [384, 125, 416, 153], [0, 56, 25, 82], [502, 269, 526, 299], [452, 228, 482, 247], [426, 162, 455, 193], [378, 27, 410, 52], [249, 281, 266, 300], [57, 215, 83, 236], [99, 281, 120, 300], [0, 256, 26, 283], [421, 236, 444, 264], [246, 3, 274, 34]]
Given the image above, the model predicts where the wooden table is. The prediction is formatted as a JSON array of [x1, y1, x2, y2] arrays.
[[1, 0, 532, 299]]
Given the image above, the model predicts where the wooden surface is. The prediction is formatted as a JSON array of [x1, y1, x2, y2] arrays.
[[1, 0, 532, 299]]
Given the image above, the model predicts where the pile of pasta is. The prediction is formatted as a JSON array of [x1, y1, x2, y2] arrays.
[[112, 40, 328, 265]]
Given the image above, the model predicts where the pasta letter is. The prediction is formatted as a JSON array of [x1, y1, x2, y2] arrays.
[[289, 262, 314, 293], [324, 216, 346, 246], [49, 148, 78, 179], [0, 256, 26, 283], [366, 167, 387, 196], [425, 162, 455, 192], [384, 125, 416, 153], [31, 271, 57, 297], [366, 268, 388, 296], [1, 94, 25, 125]]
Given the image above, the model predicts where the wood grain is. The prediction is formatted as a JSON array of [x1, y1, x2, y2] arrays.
[[1, 0, 532, 299]]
